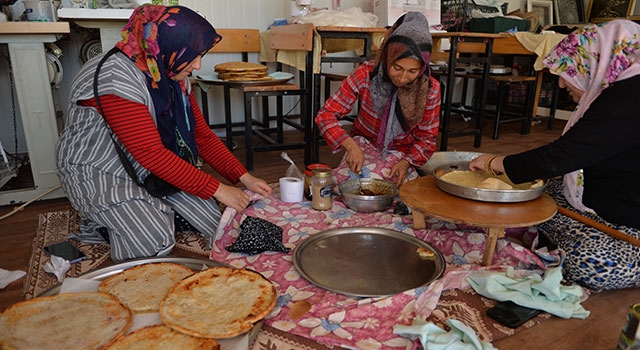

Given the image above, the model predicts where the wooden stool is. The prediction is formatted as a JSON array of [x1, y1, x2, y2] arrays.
[[399, 176, 557, 265], [489, 75, 538, 139]]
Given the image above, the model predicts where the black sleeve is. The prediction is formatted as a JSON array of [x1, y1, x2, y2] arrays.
[[503, 76, 640, 184]]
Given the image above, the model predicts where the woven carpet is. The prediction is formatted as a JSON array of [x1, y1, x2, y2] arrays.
[[24, 209, 552, 348]]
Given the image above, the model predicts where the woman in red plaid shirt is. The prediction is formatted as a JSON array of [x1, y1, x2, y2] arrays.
[[315, 12, 440, 186]]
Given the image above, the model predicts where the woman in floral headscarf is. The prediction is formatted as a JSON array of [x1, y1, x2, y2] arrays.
[[315, 12, 440, 187], [56, 5, 271, 261], [470, 20, 640, 290]]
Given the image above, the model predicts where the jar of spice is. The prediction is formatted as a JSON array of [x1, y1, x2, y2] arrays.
[[304, 163, 330, 200], [311, 168, 333, 210]]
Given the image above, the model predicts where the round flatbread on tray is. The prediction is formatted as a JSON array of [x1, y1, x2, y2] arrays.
[[98, 262, 194, 313], [0, 292, 132, 350], [106, 324, 220, 350], [159, 266, 277, 339]]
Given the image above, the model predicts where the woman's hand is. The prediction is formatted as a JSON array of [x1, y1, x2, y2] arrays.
[[341, 137, 365, 174], [390, 159, 410, 186], [469, 154, 505, 175], [213, 184, 252, 212], [239, 173, 272, 197]]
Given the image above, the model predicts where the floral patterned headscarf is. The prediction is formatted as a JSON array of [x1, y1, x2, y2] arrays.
[[115, 5, 221, 163], [542, 19, 640, 212]]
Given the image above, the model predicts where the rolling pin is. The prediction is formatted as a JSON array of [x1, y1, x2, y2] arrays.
[[557, 206, 640, 248]]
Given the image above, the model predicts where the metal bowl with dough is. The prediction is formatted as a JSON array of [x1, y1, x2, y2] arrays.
[[338, 178, 398, 213]]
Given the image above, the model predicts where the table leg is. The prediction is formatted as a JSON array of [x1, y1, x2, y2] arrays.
[[482, 227, 505, 266], [411, 210, 426, 230]]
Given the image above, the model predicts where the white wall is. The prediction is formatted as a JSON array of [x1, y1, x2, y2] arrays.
[[0, 0, 374, 154]]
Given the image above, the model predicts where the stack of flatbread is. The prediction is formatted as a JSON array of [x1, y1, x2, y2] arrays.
[[0, 263, 277, 349], [214, 61, 273, 82]]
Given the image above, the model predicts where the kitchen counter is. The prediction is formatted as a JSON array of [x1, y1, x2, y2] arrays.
[[57, 8, 132, 51], [0, 21, 69, 35]]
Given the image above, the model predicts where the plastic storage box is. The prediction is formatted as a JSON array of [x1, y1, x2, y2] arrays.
[[470, 17, 531, 33]]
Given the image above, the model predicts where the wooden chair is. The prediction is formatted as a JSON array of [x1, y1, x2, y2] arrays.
[[196, 25, 314, 171]]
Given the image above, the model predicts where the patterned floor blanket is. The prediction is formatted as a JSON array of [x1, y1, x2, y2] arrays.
[[210, 183, 557, 349]]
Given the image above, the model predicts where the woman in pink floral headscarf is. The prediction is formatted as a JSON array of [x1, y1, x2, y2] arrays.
[[470, 20, 640, 290]]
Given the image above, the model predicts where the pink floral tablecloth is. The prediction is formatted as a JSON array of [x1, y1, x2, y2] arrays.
[[210, 183, 550, 349]]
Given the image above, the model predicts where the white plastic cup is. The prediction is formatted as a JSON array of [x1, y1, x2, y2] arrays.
[[279, 177, 304, 203]]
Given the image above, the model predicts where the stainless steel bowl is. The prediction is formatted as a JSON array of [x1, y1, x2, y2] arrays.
[[338, 178, 398, 212]]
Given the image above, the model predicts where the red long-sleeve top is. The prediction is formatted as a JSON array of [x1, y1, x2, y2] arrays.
[[79, 92, 247, 199]]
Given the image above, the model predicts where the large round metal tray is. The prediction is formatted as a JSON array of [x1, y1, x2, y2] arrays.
[[39, 256, 230, 297], [293, 227, 446, 298], [434, 161, 547, 203]]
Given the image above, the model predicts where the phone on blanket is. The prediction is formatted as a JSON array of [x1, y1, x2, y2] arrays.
[[487, 300, 542, 328], [44, 241, 87, 264]]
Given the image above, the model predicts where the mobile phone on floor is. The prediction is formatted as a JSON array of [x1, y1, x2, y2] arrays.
[[44, 241, 87, 264], [487, 300, 542, 328]]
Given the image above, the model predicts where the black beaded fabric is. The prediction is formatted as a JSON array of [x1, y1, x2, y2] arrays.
[[225, 216, 290, 255], [174, 212, 199, 233]]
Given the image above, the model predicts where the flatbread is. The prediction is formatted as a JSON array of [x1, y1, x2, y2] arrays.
[[477, 177, 513, 190], [106, 325, 220, 350], [214, 61, 268, 72], [159, 267, 277, 339], [219, 75, 275, 82], [416, 247, 436, 260], [439, 170, 542, 190], [214, 61, 271, 81], [98, 262, 194, 314], [0, 292, 131, 349]]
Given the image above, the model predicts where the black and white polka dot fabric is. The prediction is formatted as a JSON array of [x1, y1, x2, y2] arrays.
[[225, 216, 291, 255]]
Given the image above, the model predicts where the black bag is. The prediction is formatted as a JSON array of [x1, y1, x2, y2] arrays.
[[143, 173, 180, 198], [94, 47, 180, 198]]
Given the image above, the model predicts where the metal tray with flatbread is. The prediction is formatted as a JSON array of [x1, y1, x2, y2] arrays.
[[38, 257, 263, 343], [293, 227, 445, 298], [196, 71, 294, 86], [434, 161, 547, 203]]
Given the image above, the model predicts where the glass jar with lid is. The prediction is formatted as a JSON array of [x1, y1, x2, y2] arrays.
[[311, 168, 333, 210], [304, 163, 330, 200]]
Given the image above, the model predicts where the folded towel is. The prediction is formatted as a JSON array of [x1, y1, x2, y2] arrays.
[[394, 318, 497, 350], [467, 267, 590, 319]]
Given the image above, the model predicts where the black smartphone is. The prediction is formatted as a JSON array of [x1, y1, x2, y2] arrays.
[[44, 241, 87, 264], [487, 300, 542, 328]]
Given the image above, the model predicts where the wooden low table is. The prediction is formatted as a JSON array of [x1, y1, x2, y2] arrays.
[[400, 176, 557, 265]]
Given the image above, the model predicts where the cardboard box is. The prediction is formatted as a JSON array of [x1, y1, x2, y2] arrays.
[[470, 17, 531, 33], [372, 0, 441, 27]]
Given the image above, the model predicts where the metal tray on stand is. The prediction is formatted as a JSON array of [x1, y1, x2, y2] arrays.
[[434, 161, 547, 203]]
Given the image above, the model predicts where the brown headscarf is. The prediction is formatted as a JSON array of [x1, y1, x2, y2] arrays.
[[370, 12, 432, 137]]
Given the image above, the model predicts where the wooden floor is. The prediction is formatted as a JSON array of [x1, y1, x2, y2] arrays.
[[0, 118, 636, 349]]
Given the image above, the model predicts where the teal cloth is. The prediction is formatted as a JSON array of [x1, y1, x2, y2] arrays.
[[394, 318, 496, 350], [467, 267, 590, 319]]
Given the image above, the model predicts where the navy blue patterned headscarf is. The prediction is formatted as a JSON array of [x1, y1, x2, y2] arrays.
[[116, 5, 221, 163]]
